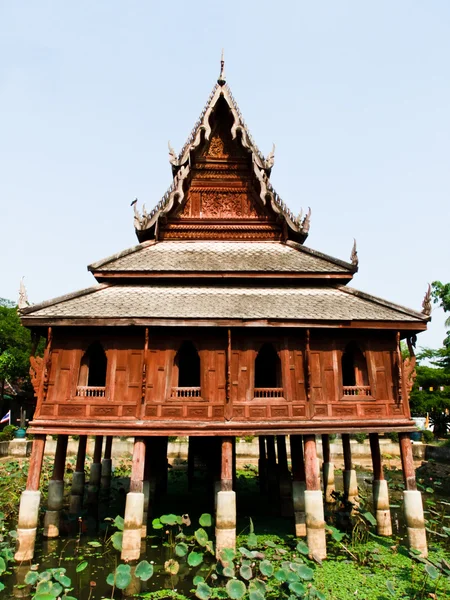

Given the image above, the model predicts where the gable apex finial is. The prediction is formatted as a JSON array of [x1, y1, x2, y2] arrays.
[[218, 49, 226, 86]]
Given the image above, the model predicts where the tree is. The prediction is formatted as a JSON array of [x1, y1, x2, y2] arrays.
[[432, 280, 450, 351], [0, 299, 37, 414]]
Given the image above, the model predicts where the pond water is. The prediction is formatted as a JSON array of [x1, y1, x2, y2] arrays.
[[3, 465, 450, 599]]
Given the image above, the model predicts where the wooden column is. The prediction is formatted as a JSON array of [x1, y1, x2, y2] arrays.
[[87, 435, 103, 505], [188, 437, 195, 491], [369, 433, 392, 536], [303, 435, 326, 558], [291, 434, 306, 537], [399, 432, 427, 556], [266, 435, 279, 510], [277, 435, 293, 517], [15, 435, 47, 561], [101, 436, 113, 490], [321, 434, 335, 503], [122, 437, 146, 561], [44, 435, 68, 538], [93, 436, 103, 464], [342, 434, 358, 507], [216, 435, 236, 556], [399, 433, 416, 490], [221, 437, 233, 491], [258, 436, 267, 494], [70, 435, 87, 514]]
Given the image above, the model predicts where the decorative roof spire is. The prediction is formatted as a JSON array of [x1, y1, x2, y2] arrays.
[[218, 49, 226, 86], [422, 283, 432, 316], [350, 239, 358, 267], [168, 141, 178, 165], [18, 277, 30, 310], [265, 143, 275, 170]]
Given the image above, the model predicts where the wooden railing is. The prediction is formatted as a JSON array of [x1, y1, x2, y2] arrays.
[[342, 385, 372, 397], [171, 387, 202, 398], [76, 386, 106, 398], [254, 388, 284, 398]]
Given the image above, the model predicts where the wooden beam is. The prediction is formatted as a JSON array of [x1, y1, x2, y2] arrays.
[[75, 435, 87, 472], [93, 436, 103, 464]]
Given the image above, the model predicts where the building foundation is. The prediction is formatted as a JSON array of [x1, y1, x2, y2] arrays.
[[303, 435, 326, 559]]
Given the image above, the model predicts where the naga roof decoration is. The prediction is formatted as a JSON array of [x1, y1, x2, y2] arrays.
[[133, 73, 311, 243]]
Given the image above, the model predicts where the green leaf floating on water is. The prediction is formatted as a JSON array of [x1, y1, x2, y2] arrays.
[[33, 595, 55, 600], [259, 559, 274, 577], [289, 581, 307, 596], [114, 564, 132, 590], [24, 571, 39, 585], [193, 575, 205, 585], [160, 514, 179, 526], [164, 559, 180, 575], [175, 542, 189, 557], [87, 540, 102, 547], [274, 568, 288, 582], [247, 533, 258, 548], [195, 581, 212, 599], [188, 551, 204, 567], [76, 561, 88, 573], [135, 560, 154, 581], [240, 564, 253, 580], [296, 564, 314, 580], [199, 513, 212, 527], [226, 579, 246, 599], [249, 591, 265, 600], [152, 518, 163, 529], [195, 527, 209, 546], [296, 540, 310, 555], [223, 566, 235, 578], [220, 548, 236, 563]]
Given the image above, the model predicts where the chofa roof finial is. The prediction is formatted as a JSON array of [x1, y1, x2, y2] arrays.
[[218, 49, 226, 86], [350, 239, 359, 267], [18, 277, 30, 310], [422, 283, 432, 316], [266, 143, 275, 170]]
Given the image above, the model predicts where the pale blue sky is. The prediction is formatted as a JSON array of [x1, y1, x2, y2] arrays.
[[1, 1, 449, 349]]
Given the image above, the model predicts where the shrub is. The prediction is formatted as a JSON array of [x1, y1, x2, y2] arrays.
[[0, 425, 18, 441], [385, 432, 399, 443], [352, 433, 367, 444], [421, 429, 434, 444]]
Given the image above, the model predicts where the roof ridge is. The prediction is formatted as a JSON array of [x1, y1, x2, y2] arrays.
[[337, 285, 429, 321], [20, 284, 110, 315], [286, 240, 356, 273]]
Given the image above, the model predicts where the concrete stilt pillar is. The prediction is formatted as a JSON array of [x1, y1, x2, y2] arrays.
[[15, 435, 46, 561], [44, 434, 68, 538], [87, 436, 103, 504], [69, 435, 87, 514], [342, 434, 358, 508], [277, 435, 293, 517], [122, 437, 146, 561], [321, 434, 335, 504], [303, 435, 326, 559], [399, 433, 427, 556], [215, 437, 236, 556], [291, 435, 306, 537], [266, 436, 279, 509], [258, 436, 267, 495], [369, 433, 392, 536], [101, 436, 113, 491]]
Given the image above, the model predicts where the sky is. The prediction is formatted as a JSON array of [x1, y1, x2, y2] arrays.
[[1, 1, 449, 350]]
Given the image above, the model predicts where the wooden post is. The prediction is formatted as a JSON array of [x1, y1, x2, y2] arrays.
[[291, 434, 306, 537], [142, 438, 152, 537], [303, 435, 326, 559], [188, 437, 195, 491], [266, 435, 279, 510], [122, 437, 146, 561], [87, 435, 103, 504], [70, 435, 87, 514], [15, 435, 46, 561], [399, 433, 427, 556], [277, 435, 293, 517], [216, 436, 236, 556], [221, 437, 233, 491], [369, 433, 392, 536], [101, 436, 113, 490], [342, 434, 358, 507], [258, 436, 267, 494], [44, 435, 68, 538], [321, 434, 335, 504]]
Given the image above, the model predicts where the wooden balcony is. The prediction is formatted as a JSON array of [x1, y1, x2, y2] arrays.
[[75, 386, 106, 398], [254, 388, 284, 398], [171, 386, 202, 398], [342, 385, 372, 397]]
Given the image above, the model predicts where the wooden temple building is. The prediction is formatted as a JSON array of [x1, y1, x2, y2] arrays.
[[15, 63, 430, 562]]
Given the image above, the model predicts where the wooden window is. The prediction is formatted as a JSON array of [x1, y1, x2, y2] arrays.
[[171, 341, 201, 398], [254, 343, 284, 398], [341, 343, 371, 397], [76, 342, 107, 397]]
